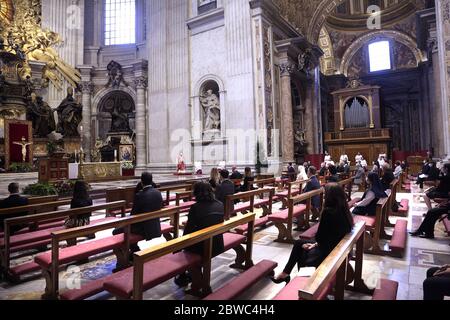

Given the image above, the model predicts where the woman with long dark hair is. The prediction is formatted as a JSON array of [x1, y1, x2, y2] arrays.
[[271, 183, 354, 284], [241, 167, 255, 192], [352, 172, 387, 216], [64, 180, 93, 228], [174, 182, 225, 287]]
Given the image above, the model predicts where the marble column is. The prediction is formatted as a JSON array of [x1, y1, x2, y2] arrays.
[[134, 77, 148, 171], [436, 0, 450, 159], [80, 81, 93, 161], [279, 63, 295, 163], [304, 79, 315, 155]]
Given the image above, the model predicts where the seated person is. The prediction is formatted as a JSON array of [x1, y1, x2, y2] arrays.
[[352, 172, 387, 216], [240, 167, 255, 192], [303, 166, 321, 220], [0, 183, 29, 234], [64, 181, 93, 229], [337, 161, 345, 174], [113, 172, 163, 256], [410, 197, 450, 239], [215, 169, 236, 205], [326, 165, 340, 183], [175, 182, 225, 286], [394, 161, 403, 179], [423, 163, 450, 210], [380, 164, 395, 191], [286, 162, 297, 181], [423, 265, 450, 300], [271, 183, 353, 284], [319, 162, 327, 177], [353, 163, 365, 186], [417, 161, 440, 189], [343, 161, 350, 174], [229, 166, 243, 180], [209, 168, 220, 190]]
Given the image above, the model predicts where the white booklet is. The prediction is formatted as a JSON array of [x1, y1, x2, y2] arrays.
[[297, 267, 316, 277]]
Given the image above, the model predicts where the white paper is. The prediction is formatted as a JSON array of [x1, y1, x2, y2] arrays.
[[297, 267, 316, 277]]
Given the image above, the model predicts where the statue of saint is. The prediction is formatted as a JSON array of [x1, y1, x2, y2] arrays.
[[200, 89, 221, 131], [13, 137, 33, 163], [27, 92, 56, 138], [56, 87, 83, 138]]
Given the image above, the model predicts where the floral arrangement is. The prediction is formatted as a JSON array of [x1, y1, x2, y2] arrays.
[[23, 183, 57, 196], [9, 162, 33, 173], [121, 161, 135, 170]]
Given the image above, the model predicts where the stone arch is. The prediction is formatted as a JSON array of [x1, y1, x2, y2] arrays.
[[318, 27, 337, 75], [94, 88, 136, 139], [340, 30, 424, 76]]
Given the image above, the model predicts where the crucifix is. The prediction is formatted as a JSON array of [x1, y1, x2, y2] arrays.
[[13, 137, 33, 163]]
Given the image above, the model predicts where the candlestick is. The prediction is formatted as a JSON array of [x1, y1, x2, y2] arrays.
[[114, 150, 118, 162]]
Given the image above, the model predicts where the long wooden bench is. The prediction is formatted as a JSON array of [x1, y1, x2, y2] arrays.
[[273, 220, 397, 300], [105, 187, 136, 216], [0, 201, 128, 280], [268, 188, 323, 243], [225, 188, 275, 235], [103, 213, 256, 300], [275, 179, 309, 209], [158, 184, 193, 207], [353, 180, 408, 257], [35, 207, 181, 299], [203, 259, 277, 300], [0, 199, 72, 237]]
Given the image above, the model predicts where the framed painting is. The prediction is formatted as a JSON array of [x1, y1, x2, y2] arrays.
[[119, 144, 134, 162]]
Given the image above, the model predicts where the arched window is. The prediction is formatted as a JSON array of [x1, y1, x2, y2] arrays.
[[368, 40, 391, 72], [104, 0, 136, 46]]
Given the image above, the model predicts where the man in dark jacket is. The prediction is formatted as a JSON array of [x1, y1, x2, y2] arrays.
[[0, 183, 29, 234], [215, 169, 236, 205], [113, 172, 163, 262]]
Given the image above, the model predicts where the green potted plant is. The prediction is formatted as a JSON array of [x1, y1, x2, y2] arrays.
[[121, 161, 135, 177], [23, 183, 57, 196]]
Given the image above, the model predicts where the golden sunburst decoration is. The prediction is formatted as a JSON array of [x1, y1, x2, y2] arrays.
[[0, 0, 14, 25]]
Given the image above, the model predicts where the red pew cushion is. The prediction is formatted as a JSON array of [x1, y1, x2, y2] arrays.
[[272, 276, 332, 300], [269, 204, 307, 223], [372, 279, 398, 300]]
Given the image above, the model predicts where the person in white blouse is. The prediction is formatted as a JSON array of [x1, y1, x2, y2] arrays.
[[296, 165, 309, 190], [355, 152, 363, 163], [340, 154, 349, 163]]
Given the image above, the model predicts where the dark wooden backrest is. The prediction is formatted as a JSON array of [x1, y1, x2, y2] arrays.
[[0, 199, 72, 217], [27, 195, 60, 205], [158, 184, 192, 205], [298, 221, 366, 300], [286, 179, 310, 198], [132, 212, 256, 300], [254, 178, 276, 189], [337, 177, 355, 201], [224, 188, 275, 220]]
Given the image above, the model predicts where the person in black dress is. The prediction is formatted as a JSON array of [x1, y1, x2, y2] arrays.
[[352, 172, 387, 216], [423, 265, 450, 300], [423, 163, 450, 210], [326, 165, 340, 183], [380, 164, 395, 191], [0, 183, 29, 234], [410, 197, 450, 239], [271, 183, 354, 284], [240, 167, 255, 192], [175, 182, 225, 287], [64, 180, 93, 229]]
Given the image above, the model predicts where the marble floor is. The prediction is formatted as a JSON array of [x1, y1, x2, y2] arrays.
[[0, 180, 449, 300]]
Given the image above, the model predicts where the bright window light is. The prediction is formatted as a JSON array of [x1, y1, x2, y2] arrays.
[[368, 41, 391, 72], [105, 0, 136, 46]]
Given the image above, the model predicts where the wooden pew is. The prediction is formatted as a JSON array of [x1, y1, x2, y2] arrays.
[[224, 188, 275, 220], [110, 213, 256, 300], [158, 184, 193, 206], [275, 179, 310, 209], [224, 188, 275, 235], [105, 186, 136, 216], [0, 199, 72, 236], [273, 221, 397, 300], [0, 201, 127, 281], [35, 207, 181, 299], [337, 177, 356, 202], [268, 188, 322, 243], [354, 181, 408, 257]]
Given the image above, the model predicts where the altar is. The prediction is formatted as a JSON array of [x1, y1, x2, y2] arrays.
[[78, 162, 122, 182]]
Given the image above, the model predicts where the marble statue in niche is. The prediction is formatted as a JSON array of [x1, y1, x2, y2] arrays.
[[55, 87, 83, 138], [200, 82, 221, 137]]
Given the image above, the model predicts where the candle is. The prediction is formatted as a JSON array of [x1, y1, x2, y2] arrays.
[[114, 150, 118, 161]]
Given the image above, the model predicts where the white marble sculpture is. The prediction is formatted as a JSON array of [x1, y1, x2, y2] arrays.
[[200, 89, 221, 132]]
